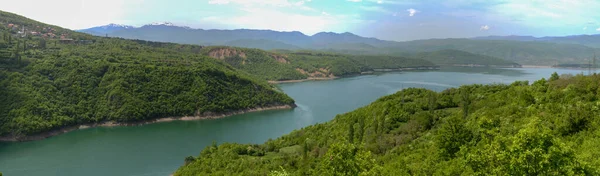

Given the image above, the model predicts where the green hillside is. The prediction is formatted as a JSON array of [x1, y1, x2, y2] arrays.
[[175, 73, 600, 175], [414, 49, 521, 67], [0, 11, 294, 139], [201, 47, 437, 81]]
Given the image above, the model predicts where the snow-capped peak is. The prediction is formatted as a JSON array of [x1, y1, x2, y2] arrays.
[[103, 23, 134, 29], [145, 22, 191, 29], [149, 22, 176, 26]]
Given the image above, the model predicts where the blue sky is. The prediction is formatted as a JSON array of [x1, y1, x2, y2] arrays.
[[2, 0, 600, 41]]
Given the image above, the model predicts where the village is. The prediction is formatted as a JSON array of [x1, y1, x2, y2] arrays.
[[1, 21, 93, 45]]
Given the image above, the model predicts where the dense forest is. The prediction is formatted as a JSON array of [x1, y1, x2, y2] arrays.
[[0, 11, 294, 139], [175, 73, 600, 175]]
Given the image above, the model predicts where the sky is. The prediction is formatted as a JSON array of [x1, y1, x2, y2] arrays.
[[1, 0, 600, 41]]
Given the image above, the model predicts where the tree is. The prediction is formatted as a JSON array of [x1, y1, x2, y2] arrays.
[[436, 115, 472, 159], [317, 143, 378, 176], [184, 156, 196, 165], [38, 38, 46, 49], [348, 122, 355, 143], [550, 72, 560, 81], [460, 88, 471, 118]]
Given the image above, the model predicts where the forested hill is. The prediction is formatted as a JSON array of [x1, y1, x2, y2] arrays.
[[414, 49, 521, 67], [0, 10, 294, 140], [175, 73, 600, 175], [200, 46, 437, 81]]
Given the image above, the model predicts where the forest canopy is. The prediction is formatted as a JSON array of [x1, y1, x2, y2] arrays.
[[0, 11, 294, 139], [175, 73, 600, 175]]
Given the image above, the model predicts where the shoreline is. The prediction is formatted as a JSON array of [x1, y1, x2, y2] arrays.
[[269, 67, 441, 84], [0, 104, 295, 142], [268, 77, 337, 84], [521, 65, 552, 68]]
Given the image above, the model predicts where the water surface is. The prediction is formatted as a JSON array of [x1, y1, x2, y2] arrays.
[[0, 67, 590, 176]]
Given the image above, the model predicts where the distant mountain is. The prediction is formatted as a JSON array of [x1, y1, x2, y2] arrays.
[[79, 24, 394, 49], [414, 49, 520, 67], [79, 24, 600, 65], [77, 23, 134, 36], [473, 34, 600, 48]]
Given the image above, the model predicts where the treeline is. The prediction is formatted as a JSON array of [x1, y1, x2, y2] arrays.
[[175, 73, 600, 175], [0, 14, 294, 138]]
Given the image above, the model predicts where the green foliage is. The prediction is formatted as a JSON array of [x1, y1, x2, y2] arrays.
[[269, 166, 290, 176], [0, 13, 294, 138], [175, 74, 600, 175], [436, 115, 473, 159], [201, 46, 307, 81], [201, 47, 437, 81], [550, 72, 560, 81], [317, 143, 380, 176]]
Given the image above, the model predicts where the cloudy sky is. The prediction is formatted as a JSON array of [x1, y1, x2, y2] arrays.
[[1, 0, 600, 41]]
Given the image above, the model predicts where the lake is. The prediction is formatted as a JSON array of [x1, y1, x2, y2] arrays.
[[0, 67, 591, 176]]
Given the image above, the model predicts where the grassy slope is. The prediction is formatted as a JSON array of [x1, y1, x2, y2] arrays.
[[175, 73, 600, 175]]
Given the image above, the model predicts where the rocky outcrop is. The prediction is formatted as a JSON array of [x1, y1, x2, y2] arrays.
[[295, 68, 335, 78], [270, 54, 289, 64], [208, 48, 247, 60]]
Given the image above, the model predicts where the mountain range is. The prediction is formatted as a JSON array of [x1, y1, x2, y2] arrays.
[[79, 23, 600, 65]]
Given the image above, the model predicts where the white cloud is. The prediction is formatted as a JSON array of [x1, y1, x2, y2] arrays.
[[225, 8, 341, 35], [208, 0, 230, 4], [480, 25, 490, 30], [322, 11, 330, 16], [597, 27, 600, 31], [584, 27, 587, 30], [347, 0, 362, 2], [407, 8, 419, 16], [377, 0, 383, 3], [490, 0, 600, 27]]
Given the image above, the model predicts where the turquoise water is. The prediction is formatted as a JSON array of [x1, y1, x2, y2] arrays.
[[0, 67, 590, 176]]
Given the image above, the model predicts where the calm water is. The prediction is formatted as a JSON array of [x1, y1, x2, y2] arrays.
[[0, 67, 591, 176]]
